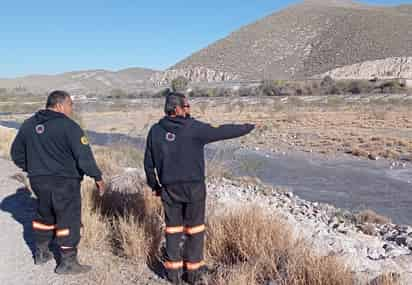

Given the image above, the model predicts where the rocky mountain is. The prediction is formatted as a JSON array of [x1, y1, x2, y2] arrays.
[[172, 0, 412, 80], [0, 68, 157, 95]]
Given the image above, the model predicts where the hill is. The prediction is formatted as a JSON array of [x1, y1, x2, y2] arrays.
[[0, 68, 157, 95], [172, 0, 412, 80]]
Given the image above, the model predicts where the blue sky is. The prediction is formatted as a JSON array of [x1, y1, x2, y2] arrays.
[[0, 0, 410, 78]]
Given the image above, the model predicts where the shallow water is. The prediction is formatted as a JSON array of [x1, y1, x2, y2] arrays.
[[229, 149, 411, 225]]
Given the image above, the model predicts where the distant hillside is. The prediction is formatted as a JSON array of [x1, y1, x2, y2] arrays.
[[0, 68, 157, 95], [172, 0, 412, 80], [2, 0, 412, 93]]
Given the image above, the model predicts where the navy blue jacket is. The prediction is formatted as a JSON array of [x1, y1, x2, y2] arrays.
[[144, 116, 254, 190], [11, 109, 102, 181]]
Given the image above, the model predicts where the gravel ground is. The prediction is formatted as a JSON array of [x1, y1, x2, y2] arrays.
[[0, 158, 166, 285]]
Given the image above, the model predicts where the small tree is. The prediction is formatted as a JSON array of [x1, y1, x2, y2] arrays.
[[171, 76, 189, 92], [110, 88, 127, 98]]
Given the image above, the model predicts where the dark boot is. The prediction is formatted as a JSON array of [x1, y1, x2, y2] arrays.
[[185, 266, 209, 285], [34, 242, 53, 265], [166, 269, 183, 285], [55, 249, 91, 275]]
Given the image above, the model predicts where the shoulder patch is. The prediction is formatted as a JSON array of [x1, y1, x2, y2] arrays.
[[80, 136, 89, 145], [165, 132, 176, 142], [35, 124, 45, 134], [211, 123, 220, 128]]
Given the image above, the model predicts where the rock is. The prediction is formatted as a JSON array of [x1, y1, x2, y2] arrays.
[[285, 192, 294, 198], [406, 237, 412, 249], [394, 236, 407, 246], [367, 247, 386, 260]]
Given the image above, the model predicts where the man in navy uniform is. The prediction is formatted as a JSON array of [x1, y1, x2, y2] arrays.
[[11, 90, 105, 275], [144, 92, 254, 284]]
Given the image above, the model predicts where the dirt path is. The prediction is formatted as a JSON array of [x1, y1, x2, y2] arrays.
[[0, 159, 58, 284], [0, 158, 165, 285]]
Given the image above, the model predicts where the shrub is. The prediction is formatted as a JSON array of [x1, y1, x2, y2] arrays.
[[171, 76, 189, 92], [260, 80, 281, 96], [378, 80, 406, 94], [206, 207, 354, 285], [355, 209, 391, 225], [109, 88, 128, 99]]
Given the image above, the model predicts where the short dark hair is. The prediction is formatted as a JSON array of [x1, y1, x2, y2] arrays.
[[46, 90, 70, 108], [164, 92, 185, 115]]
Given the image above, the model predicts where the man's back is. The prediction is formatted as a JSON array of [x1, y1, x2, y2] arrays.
[[11, 109, 101, 180], [144, 115, 254, 188]]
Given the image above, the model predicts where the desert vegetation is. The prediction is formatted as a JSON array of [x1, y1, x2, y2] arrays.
[[62, 93, 412, 163], [0, 120, 403, 284], [2, 90, 411, 163], [76, 146, 359, 285]]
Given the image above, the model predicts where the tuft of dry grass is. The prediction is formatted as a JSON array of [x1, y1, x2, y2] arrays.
[[206, 206, 354, 285], [111, 188, 163, 264], [80, 173, 163, 265], [79, 178, 111, 251], [355, 209, 391, 225], [369, 272, 401, 285], [0, 126, 16, 159]]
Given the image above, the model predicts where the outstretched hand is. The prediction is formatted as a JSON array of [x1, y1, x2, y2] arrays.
[[254, 122, 264, 130]]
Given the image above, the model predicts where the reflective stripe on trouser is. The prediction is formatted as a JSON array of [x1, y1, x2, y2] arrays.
[[32, 220, 55, 245], [185, 260, 205, 271], [164, 260, 184, 270], [32, 221, 56, 231], [30, 176, 82, 250]]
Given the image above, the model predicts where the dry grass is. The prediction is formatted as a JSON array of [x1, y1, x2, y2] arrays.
[[0, 126, 16, 159], [76, 144, 402, 284], [79, 163, 358, 284], [81, 185, 357, 284], [64, 95, 412, 163], [206, 207, 354, 285], [369, 272, 401, 285], [355, 209, 391, 225], [79, 179, 111, 251], [80, 170, 163, 266]]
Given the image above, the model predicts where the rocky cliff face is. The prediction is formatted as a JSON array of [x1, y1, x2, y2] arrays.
[[149, 66, 240, 87], [321, 57, 412, 81]]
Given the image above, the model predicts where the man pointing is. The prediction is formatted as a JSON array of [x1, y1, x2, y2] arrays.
[[144, 92, 254, 284]]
